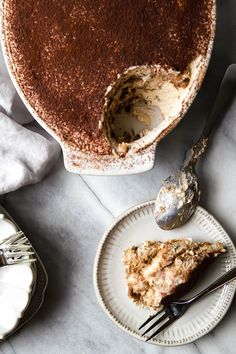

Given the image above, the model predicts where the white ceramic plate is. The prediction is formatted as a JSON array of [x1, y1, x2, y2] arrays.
[[0, 213, 35, 339], [94, 202, 236, 346]]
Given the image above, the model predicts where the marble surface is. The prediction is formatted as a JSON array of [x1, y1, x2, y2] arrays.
[[1, 1, 236, 353]]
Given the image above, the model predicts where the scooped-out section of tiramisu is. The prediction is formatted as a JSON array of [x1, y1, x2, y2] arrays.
[[123, 239, 225, 310], [101, 57, 203, 157]]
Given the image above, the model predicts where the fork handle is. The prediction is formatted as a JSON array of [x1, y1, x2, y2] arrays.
[[187, 267, 236, 305]]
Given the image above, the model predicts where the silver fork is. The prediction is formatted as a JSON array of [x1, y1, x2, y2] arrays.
[[139, 266, 236, 342], [0, 231, 36, 266]]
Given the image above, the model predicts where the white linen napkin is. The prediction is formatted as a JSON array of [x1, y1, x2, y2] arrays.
[[0, 49, 61, 195]]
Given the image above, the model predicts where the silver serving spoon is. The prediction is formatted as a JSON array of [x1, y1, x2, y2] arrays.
[[154, 65, 236, 230]]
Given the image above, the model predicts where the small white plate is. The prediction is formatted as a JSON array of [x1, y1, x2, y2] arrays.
[[0, 213, 35, 339], [94, 201, 236, 346]]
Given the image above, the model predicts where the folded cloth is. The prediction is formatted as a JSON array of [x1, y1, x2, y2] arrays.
[[0, 49, 61, 194]]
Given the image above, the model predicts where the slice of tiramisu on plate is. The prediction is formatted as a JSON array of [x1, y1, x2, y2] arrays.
[[123, 239, 225, 310]]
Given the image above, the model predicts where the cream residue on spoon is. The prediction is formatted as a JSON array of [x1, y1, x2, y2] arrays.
[[154, 166, 200, 230]]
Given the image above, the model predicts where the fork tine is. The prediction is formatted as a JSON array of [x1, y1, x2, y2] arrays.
[[15, 237, 29, 245], [7, 244, 31, 251], [6, 244, 32, 252], [7, 258, 36, 265], [9, 236, 28, 246], [0, 231, 24, 246], [138, 308, 165, 330], [142, 311, 169, 336], [146, 317, 175, 342], [6, 251, 34, 257]]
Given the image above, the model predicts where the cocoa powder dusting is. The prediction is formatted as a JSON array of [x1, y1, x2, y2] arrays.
[[3, 0, 214, 155]]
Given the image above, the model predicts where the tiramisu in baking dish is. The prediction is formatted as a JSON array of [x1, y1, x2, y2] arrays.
[[1, 0, 215, 173]]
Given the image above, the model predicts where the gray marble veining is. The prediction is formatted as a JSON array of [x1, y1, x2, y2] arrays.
[[1, 1, 236, 353]]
